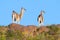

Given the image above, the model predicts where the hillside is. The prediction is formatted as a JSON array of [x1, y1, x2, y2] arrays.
[[0, 23, 60, 40]]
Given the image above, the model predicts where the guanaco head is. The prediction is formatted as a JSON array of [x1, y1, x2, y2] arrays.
[[40, 10, 45, 15], [41, 10, 45, 14], [12, 10, 17, 14]]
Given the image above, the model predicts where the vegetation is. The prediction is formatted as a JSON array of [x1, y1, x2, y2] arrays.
[[0, 25, 60, 40]]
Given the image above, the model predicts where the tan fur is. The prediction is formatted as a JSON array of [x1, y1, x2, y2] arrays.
[[12, 8, 26, 23], [37, 10, 45, 26]]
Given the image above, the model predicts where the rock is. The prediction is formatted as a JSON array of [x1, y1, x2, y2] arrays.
[[3, 23, 59, 37]]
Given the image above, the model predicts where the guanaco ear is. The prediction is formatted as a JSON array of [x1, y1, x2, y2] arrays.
[[21, 7, 26, 11], [24, 8, 26, 11]]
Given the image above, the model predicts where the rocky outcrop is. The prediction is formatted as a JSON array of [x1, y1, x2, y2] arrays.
[[7, 23, 50, 37], [0, 23, 60, 40]]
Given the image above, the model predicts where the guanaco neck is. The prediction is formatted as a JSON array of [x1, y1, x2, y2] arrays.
[[40, 11, 43, 16], [19, 9, 24, 18]]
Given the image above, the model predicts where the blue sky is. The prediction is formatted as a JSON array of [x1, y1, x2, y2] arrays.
[[0, 0, 60, 26]]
